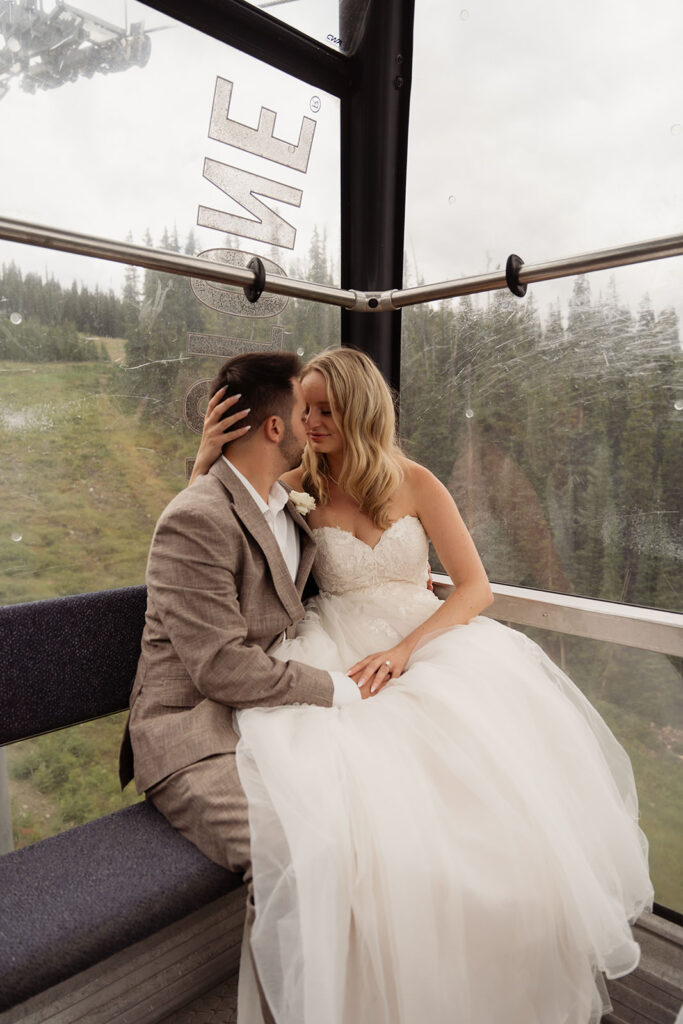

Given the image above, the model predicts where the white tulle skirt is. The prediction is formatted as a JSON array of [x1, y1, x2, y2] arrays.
[[235, 585, 653, 1024]]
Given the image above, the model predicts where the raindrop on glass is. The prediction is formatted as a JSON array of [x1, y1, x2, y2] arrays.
[[460, 9, 470, 20], [9, 312, 22, 325], [296, 347, 305, 357], [11, 531, 22, 543], [448, 195, 456, 205], [674, 399, 683, 411], [310, 96, 321, 113], [671, 123, 682, 135], [465, 408, 474, 419]]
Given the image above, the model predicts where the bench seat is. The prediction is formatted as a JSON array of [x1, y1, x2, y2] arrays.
[[0, 587, 242, 1016], [0, 800, 240, 1013]]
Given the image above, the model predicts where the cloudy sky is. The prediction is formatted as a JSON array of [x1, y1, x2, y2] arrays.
[[1, 0, 682, 326], [405, 0, 683, 322]]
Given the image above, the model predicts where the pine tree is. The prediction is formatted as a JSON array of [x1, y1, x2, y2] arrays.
[[122, 232, 141, 338]]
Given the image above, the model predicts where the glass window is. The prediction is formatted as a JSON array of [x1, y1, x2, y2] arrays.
[[1, 0, 341, 607], [402, 0, 683, 614], [514, 627, 682, 913], [402, 0, 682, 913], [405, 0, 683, 306], [1, 0, 341, 847], [401, 264, 682, 611], [4, 713, 142, 846]]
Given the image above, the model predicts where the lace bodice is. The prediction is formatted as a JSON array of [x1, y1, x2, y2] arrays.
[[312, 515, 429, 595]]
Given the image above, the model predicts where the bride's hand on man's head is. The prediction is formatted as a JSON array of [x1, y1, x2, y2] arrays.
[[348, 641, 412, 699], [189, 387, 251, 485]]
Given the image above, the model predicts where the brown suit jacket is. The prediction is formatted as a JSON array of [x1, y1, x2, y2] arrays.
[[119, 458, 333, 794]]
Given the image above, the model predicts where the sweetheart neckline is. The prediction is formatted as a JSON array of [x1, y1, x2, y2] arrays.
[[312, 514, 420, 552]]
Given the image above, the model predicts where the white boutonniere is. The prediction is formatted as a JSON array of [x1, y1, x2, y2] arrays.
[[289, 490, 316, 516]]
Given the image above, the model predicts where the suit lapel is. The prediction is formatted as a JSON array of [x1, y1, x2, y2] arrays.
[[286, 498, 318, 595], [209, 460, 306, 621]]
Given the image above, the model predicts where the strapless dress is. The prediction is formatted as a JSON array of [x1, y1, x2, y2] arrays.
[[235, 515, 653, 1024]]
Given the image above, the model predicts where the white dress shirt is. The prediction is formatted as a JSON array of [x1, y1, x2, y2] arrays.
[[223, 457, 299, 580], [223, 458, 360, 707]]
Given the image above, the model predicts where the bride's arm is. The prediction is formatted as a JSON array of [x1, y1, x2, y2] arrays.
[[411, 461, 494, 625], [188, 387, 251, 485], [350, 463, 493, 694]]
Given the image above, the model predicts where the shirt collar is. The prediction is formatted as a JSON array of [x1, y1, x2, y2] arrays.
[[223, 456, 289, 517]]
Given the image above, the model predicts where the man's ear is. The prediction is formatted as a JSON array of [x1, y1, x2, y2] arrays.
[[263, 414, 284, 444]]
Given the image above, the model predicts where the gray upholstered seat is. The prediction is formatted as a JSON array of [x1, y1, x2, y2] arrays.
[[0, 801, 240, 1012], [0, 588, 240, 1014]]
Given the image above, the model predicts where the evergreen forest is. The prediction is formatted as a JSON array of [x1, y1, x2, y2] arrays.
[[0, 227, 681, 908]]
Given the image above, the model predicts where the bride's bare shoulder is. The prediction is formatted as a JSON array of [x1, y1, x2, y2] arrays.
[[395, 460, 454, 512], [394, 457, 442, 514], [398, 457, 439, 489], [280, 466, 305, 490]]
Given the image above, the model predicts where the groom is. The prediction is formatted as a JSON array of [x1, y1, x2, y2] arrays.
[[118, 350, 360, 1021]]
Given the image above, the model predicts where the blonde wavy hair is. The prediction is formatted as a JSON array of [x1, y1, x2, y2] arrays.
[[301, 348, 403, 528]]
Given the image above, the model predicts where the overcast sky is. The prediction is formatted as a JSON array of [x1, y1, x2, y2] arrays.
[[1, 0, 682, 328]]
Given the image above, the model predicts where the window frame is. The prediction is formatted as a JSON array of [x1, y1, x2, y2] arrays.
[[142, 0, 415, 390]]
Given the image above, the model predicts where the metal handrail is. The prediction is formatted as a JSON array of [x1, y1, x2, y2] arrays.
[[390, 232, 683, 308], [1, 215, 682, 312], [433, 577, 683, 658], [0, 216, 356, 309]]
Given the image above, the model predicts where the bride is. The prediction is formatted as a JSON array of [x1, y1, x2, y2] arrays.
[[193, 347, 653, 1024]]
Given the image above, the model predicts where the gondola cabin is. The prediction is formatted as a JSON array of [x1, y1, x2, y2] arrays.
[[0, 1, 681, 1021]]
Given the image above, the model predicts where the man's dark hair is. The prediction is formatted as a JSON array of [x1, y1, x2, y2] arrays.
[[209, 350, 302, 436]]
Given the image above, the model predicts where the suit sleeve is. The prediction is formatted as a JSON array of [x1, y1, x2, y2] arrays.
[[146, 503, 334, 710]]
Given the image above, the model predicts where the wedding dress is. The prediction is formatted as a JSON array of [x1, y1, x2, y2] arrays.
[[236, 515, 653, 1024]]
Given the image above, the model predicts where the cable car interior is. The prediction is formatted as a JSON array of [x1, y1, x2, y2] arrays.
[[0, 1, 681, 1021]]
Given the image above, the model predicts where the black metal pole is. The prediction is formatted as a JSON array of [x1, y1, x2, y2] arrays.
[[142, 0, 353, 96], [340, 0, 415, 393]]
